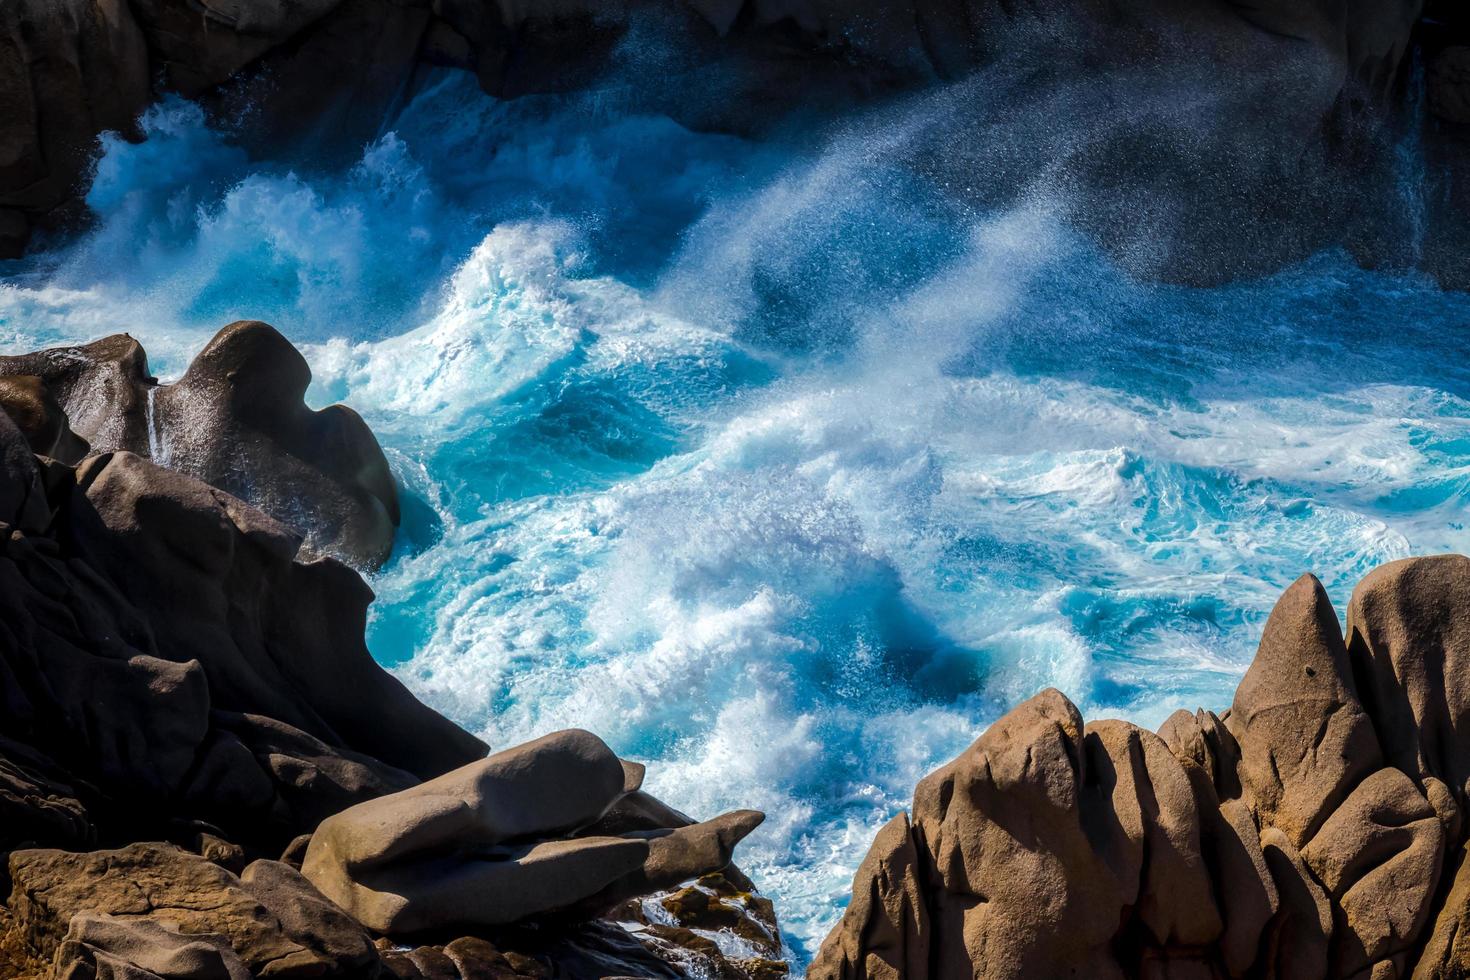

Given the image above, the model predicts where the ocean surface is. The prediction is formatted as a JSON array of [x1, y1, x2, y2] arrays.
[[4, 69, 1470, 965]]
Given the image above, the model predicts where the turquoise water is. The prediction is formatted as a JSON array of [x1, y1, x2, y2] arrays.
[[3, 70, 1470, 964]]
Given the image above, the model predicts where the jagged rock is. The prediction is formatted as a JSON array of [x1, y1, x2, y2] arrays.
[[815, 558, 1470, 979], [0, 323, 400, 568], [7, 843, 382, 977], [302, 728, 763, 934]]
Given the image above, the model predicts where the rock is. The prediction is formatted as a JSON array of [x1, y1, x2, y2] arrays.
[[238, 860, 382, 976], [152, 321, 400, 568], [0, 0, 149, 252], [66, 449, 478, 787], [1430, 47, 1470, 126], [302, 729, 763, 934], [193, 832, 246, 874], [1346, 555, 1470, 812], [816, 556, 1470, 979], [7, 842, 381, 976], [0, 413, 480, 853], [0, 376, 88, 462], [806, 814, 928, 980], [0, 335, 153, 458], [52, 912, 252, 980], [0, 323, 400, 568]]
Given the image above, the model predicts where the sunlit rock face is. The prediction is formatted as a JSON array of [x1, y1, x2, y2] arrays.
[[813, 557, 1470, 980]]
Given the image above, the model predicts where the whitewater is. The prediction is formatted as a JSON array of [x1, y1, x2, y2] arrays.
[[3, 68, 1470, 965]]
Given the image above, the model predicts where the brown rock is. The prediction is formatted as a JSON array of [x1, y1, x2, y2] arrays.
[[0, 375, 88, 462], [151, 320, 400, 568], [1412, 842, 1470, 979], [52, 912, 251, 980], [817, 557, 1470, 979], [238, 860, 382, 976], [807, 813, 929, 980], [1228, 573, 1382, 847], [7, 843, 343, 975], [302, 729, 762, 934], [909, 688, 1127, 980], [1, 325, 401, 568], [1347, 555, 1470, 810], [1301, 767, 1444, 976], [0, 335, 153, 459]]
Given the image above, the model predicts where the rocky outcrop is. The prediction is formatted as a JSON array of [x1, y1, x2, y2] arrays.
[[0, 362, 777, 979], [0, 403, 474, 854], [0, 322, 400, 568], [302, 729, 763, 933], [814, 556, 1470, 979]]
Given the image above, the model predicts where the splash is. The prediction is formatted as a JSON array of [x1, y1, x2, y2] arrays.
[[3, 68, 1470, 965]]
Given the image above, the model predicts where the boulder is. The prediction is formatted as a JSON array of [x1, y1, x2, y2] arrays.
[[815, 556, 1470, 979], [302, 729, 763, 934], [0, 324, 400, 568], [0, 416, 479, 852]]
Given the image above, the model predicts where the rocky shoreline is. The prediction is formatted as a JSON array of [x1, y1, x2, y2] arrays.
[[812, 557, 1470, 980], [0, 325, 785, 979]]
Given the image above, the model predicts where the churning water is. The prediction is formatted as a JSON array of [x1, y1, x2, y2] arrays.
[[3, 68, 1470, 965]]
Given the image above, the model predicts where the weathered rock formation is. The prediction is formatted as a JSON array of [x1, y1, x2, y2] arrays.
[[813, 555, 1470, 979], [0, 364, 778, 979], [0, 321, 400, 568], [302, 729, 763, 933], [0, 0, 1455, 286], [0, 405, 473, 855]]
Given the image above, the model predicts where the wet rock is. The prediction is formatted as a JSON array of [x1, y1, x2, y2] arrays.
[[816, 557, 1470, 979], [0, 324, 400, 568]]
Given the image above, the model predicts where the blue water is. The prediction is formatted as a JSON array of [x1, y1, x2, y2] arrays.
[[4, 69, 1470, 965]]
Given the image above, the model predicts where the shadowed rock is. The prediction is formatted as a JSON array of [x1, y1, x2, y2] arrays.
[[0, 370, 776, 979], [814, 558, 1470, 979]]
